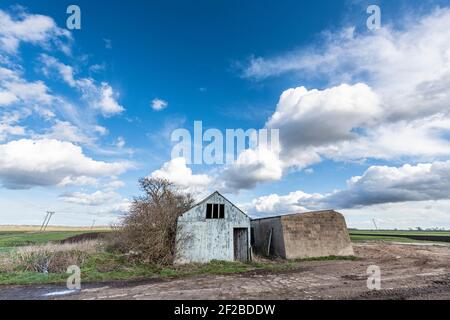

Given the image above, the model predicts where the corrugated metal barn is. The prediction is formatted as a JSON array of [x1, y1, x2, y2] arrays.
[[251, 210, 354, 259], [174, 191, 251, 264]]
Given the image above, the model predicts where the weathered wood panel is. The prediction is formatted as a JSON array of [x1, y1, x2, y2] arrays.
[[175, 192, 251, 264]]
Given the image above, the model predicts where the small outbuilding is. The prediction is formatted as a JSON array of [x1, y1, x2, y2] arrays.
[[175, 191, 251, 264], [251, 210, 354, 259]]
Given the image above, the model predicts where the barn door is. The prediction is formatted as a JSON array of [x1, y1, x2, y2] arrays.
[[233, 228, 249, 262]]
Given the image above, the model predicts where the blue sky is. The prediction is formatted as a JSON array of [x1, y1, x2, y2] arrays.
[[1, 0, 450, 229]]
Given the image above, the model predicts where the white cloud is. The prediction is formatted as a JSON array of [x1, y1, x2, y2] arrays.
[[97, 82, 124, 116], [0, 66, 53, 106], [244, 8, 450, 122], [34, 120, 95, 145], [230, 8, 450, 185], [104, 178, 125, 190], [322, 161, 450, 209], [241, 190, 324, 217], [0, 90, 18, 105], [222, 146, 283, 191], [151, 98, 168, 111], [0, 112, 26, 141], [60, 190, 121, 206], [151, 157, 212, 194], [0, 9, 71, 54], [245, 160, 450, 220], [38, 55, 125, 118], [327, 114, 450, 161], [0, 139, 131, 189], [58, 176, 98, 187], [267, 83, 381, 148], [39, 54, 76, 87]]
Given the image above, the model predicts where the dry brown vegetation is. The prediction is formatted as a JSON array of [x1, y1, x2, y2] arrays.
[[6, 240, 102, 273], [112, 177, 194, 266]]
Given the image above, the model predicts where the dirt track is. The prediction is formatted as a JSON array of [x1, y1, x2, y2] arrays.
[[1, 242, 449, 300]]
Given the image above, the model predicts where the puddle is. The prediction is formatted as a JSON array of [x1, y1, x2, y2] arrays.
[[44, 289, 79, 297]]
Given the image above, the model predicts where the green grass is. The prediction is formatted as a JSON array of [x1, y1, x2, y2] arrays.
[[0, 231, 100, 248], [0, 252, 358, 285], [349, 230, 450, 243], [350, 234, 421, 242], [0, 271, 68, 285], [349, 230, 450, 236]]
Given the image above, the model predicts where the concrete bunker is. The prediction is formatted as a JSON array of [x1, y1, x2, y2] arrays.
[[251, 210, 354, 259]]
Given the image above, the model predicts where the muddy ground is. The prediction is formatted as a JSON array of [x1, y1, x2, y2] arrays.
[[0, 242, 449, 300]]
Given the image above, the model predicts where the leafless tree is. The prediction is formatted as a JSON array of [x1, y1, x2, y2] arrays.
[[116, 177, 194, 266]]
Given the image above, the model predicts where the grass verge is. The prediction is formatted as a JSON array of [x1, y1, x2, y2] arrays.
[[0, 253, 357, 285]]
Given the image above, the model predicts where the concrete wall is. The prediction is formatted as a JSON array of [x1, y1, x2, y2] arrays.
[[280, 211, 354, 259], [250, 217, 285, 258], [174, 192, 251, 264], [251, 210, 354, 260]]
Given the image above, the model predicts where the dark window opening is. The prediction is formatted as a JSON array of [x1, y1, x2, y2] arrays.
[[206, 203, 212, 219], [219, 204, 225, 219], [213, 204, 219, 219], [206, 203, 225, 219]]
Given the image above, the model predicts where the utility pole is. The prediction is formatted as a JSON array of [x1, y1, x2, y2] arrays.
[[41, 211, 55, 232], [372, 218, 378, 230], [90, 219, 96, 230], [39, 212, 50, 232]]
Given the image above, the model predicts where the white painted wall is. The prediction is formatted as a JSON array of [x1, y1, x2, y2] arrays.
[[174, 192, 251, 264]]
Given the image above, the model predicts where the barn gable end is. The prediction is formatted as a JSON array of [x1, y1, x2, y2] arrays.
[[175, 191, 251, 264]]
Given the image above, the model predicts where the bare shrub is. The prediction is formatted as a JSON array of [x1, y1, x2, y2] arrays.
[[12, 240, 101, 273], [116, 177, 194, 266]]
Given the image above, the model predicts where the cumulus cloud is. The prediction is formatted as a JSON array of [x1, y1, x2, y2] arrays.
[[323, 161, 450, 209], [241, 190, 324, 217], [229, 8, 450, 186], [151, 98, 168, 111], [0, 139, 131, 189], [244, 161, 450, 217], [222, 146, 283, 190], [267, 83, 381, 148], [151, 157, 212, 194], [244, 8, 450, 121]]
